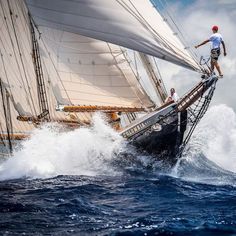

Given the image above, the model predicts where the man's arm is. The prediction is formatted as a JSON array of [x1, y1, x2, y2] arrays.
[[221, 41, 227, 56], [195, 39, 210, 49]]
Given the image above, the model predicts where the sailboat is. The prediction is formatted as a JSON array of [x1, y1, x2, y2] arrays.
[[0, 0, 218, 163]]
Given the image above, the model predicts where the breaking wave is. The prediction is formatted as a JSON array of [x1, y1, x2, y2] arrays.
[[0, 114, 124, 180], [0, 105, 236, 185], [172, 104, 236, 185]]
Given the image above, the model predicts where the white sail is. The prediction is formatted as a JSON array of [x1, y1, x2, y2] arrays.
[[0, 0, 39, 118], [26, 0, 202, 72], [0, 0, 90, 133], [0, 0, 158, 138], [39, 27, 155, 108]]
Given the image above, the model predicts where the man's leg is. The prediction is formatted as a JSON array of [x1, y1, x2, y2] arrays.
[[211, 60, 215, 72], [215, 61, 223, 76]]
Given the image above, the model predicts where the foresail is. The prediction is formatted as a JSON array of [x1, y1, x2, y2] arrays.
[[26, 0, 202, 72], [39, 27, 155, 109]]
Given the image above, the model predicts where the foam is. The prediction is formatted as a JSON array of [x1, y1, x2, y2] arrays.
[[0, 113, 124, 180]]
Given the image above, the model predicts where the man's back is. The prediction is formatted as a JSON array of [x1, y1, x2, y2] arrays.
[[209, 33, 223, 49], [171, 92, 179, 102]]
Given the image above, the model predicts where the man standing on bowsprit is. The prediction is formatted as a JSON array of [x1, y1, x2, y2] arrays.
[[195, 25, 227, 78]]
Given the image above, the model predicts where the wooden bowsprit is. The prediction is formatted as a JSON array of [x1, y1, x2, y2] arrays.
[[177, 75, 218, 157]]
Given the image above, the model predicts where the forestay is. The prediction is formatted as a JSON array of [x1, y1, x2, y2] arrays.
[[26, 0, 202, 72]]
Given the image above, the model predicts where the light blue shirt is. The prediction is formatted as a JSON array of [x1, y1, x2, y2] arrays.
[[209, 33, 223, 49]]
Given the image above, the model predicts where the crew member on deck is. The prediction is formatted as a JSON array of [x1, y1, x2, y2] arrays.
[[195, 25, 227, 78], [165, 88, 179, 103]]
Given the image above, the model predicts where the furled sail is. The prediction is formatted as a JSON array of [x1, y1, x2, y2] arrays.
[[26, 0, 202, 72]]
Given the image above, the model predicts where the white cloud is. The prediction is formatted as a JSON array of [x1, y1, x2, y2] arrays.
[[158, 0, 236, 110]]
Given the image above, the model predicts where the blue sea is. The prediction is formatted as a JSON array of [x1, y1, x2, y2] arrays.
[[0, 106, 236, 235]]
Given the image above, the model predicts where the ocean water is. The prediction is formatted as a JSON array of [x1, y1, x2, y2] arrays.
[[0, 106, 236, 236]]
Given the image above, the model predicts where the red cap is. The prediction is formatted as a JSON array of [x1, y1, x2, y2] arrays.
[[212, 25, 218, 31]]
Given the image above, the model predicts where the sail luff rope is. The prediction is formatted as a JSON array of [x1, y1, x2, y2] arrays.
[[6, 89, 13, 141]]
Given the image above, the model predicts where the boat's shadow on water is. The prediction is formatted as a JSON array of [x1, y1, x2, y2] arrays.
[[110, 144, 178, 177], [109, 143, 236, 186]]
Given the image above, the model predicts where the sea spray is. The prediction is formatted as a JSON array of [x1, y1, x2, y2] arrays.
[[0, 113, 124, 180], [188, 104, 236, 173], [171, 104, 236, 186]]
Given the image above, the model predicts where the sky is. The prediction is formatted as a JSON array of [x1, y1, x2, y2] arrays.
[[155, 0, 236, 111]]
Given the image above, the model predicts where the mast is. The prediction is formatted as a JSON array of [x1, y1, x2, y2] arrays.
[[138, 53, 167, 104], [0, 78, 13, 153], [29, 14, 50, 121]]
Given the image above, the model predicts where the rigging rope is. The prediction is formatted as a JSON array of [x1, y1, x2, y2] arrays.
[[154, 0, 201, 68], [7, 0, 38, 115], [0, 0, 36, 115], [107, 43, 152, 108], [153, 57, 168, 96], [116, 0, 201, 71]]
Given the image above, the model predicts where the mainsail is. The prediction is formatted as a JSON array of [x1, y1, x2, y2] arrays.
[[39, 26, 155, 109], [0, 0, 213, 158], [26, 0, 202, 72], [0, 0, 161, 141]]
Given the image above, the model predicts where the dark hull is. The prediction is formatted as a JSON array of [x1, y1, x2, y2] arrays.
[[121, 103, 187, 165], [121, 75, 218, 165], [131, 110, 187, 165]]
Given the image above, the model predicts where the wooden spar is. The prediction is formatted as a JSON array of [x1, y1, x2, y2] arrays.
[[17, 110, 49, 123], [2, 112, 122, 140], [16, 116, 84, 126], [177, 81, 205, 112], [17, 115, 39, 123], [0, 133, 29, 140], [177, 76, 218, 112], [62, 105, 145, 113]]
